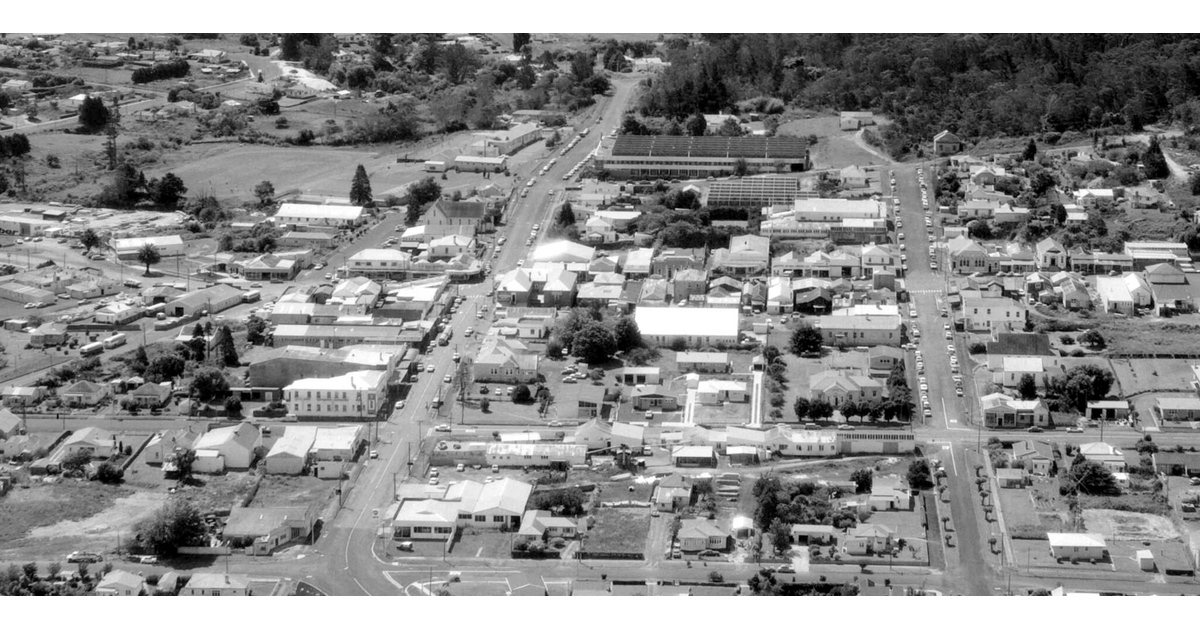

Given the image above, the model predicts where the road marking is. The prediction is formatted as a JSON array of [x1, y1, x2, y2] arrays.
[[948, 443, 958, 476]]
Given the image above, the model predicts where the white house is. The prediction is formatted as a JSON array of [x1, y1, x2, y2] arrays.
[[962, 296, 1027, 333], [1047, 532, 1107, 562], [180, 573, 251, 596], [275, 203, 364, 229], [282, 370, 388, 420], [95, 570, 146, 596], [192, 422, 262, 471]]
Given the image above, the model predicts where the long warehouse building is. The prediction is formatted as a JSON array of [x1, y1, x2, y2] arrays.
[[598, 136, 810, 178]]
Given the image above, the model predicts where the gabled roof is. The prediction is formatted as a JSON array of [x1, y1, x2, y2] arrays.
[[0, 408, 21, 434], [472, 478, 533, 514], [97, 569, 145, 592], [194, 422, 259, 453], [934, 130, 961, 143], [58, 380, 105, 395], [223, 506, 314, 538]]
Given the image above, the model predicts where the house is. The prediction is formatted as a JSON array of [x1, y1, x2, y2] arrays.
[[1079, 442, 1126, 472], [1156, 397, 1200, 422], [391, 478, 533, 541], [652, 248, 707, 278], [672, 445, 717, 467], [996, 467, 1028, 489], [515, 510, 579, 544], [652, 473, 693, 512], [808, 370, 885, 407], [675, 351, 731, 374], [1072, 189, 1115, 209], [62, 427, 118, 459], [1011, 440, 1055, 475], [1150, 452, 1200, 476], [842, 523, 894, 555], [868, 478, 912, 511], [240, 254, 299, 282], [95, 570, 146, 596], [677, 520, 727, 552], [995, 356, 1049, 388], [180, 573, 251, 596], [933, 130, 962, 156], [144, 428, 200, 466], [1, 386, 45, 408], [128, 382, 171, 407], [57, 380, 109, 406], [1086, 400, 1130, 422], [631, 385, 681, 411], [94, 302, 144, 325], [634, 307, 738, 348], [1047, 532, 1107, 562], [473, 336, 539, 384], [29, 322, 68, 348], [1146, 263, 1197, 315], [192, 422, 262, 472], [947, 236, 990, 274], [0, 408, 21, 439], [868, 346, 905, 375], [710, 235, 770, 276], [815, 314, 902, 347], [840, 165, 869, 189], [1096, 273, 1152, 315], [1036, 238, 1067, 270], [981, 393, 1050, 429], [695, 380, 749, 404], [1059, 279, 1091, 310], [221, 505, 318, 554], [962, 296, 1027, 333]]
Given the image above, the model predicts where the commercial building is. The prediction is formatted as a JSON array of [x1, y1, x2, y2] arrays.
[[634, 307, 739, 348], [247, 344, 399, 390], [163, 284, 244, 318], [390, 478, 533, 541], [485, 443, 588, 468], [271, 324, 418, 349], [113, 234, 186, 260], [274, 203, 364, 229], [703, 176, 799, 208], [598, 136, 809, 178], [221, 505, 318, 554], [282, 370, 388, 420], [815, 314, 902, 347], [981, 393, 1050, 429]]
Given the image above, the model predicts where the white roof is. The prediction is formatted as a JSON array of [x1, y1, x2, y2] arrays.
[[635, 307, 738, 338], [276, 203, 364, 221], [266, 426, 316, 459], [283, 370, 387, 392], [1047, 532, 1106, 548], [1096, 276, 1133, 303], [314, 425, 362, 450], [532, 240, 595, 263], [113, 234, 184, 251], [349, 248, 409, 262], [1002, 356, 1045, 373], [184, 573, 251, 591]]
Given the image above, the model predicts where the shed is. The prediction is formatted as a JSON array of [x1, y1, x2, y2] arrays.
[[1136, 549, 1155, 572]]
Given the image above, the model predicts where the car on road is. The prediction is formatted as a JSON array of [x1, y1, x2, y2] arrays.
[[837, 424, 854, 431], [434, 424, 451, 432], [139, 555, 158, 564], [324, 273, 333, 280], [548, 421, 563, 428], [427, 364, 436, 373], [1027, 426, 1044, 433], [394, 401, 405, 410], [443, 374, 452, 383], [645, 410, 654, 420], [452, 353, 461, 362], [776, 565, 796, 574], [1066, 427, 1084, 433], [369, 450, 379, 459]]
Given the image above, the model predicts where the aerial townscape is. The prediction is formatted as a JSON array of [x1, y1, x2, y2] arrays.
[[6, 29, 1200, 603]]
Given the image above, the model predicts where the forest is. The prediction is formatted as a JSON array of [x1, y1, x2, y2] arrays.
[[637, 35, 1200, 157]]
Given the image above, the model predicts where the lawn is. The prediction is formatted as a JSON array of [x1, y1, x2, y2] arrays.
[[1096, 319, 1200, 356], [587, 508, 650, 554], [1110, 358, 1198, 395], [253, 475, 337, 509], [450, 529, 514, 559], [0, 481, 133, 544]]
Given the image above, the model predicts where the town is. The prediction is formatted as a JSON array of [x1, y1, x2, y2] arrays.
[[1, 31, 1200, 599]]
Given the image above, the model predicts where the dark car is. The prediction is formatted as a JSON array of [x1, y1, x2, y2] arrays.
[[1027, 426, 1044, 433]]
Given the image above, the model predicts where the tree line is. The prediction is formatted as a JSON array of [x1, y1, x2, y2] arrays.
[[0, 133, 31, 158], [131, 59, 190, 84]]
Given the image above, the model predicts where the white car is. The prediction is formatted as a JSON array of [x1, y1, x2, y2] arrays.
[[909, 309, 917, 318], [946, 344, 956, 353], [899, 244, 906, 251], [920, 383, 929, 391]]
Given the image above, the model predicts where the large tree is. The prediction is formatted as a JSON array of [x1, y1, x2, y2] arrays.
[[906, 459, 933, 490], [137, 243, 161, 275], [850, 469, 873, 494], [572, 321, 618, 363], [768, 518, 792, 556], [79, 228, 101, 253], [132, 498, 208, 556], [613, 316, 642, 353], [789, 321, 823, 355], [686, 113, 707, 137], [512, 33, 531, 54], [151, 172, 187, 207], [1063, 460, 1120, 496], [212, 325, 239, 367], [1017, 373, 1038, 400], [406, 176, 442, 222], [78, 95, 110, 131], [793, 397, 811, 421], [1142, 136, 1170, 180], [253, 180, 275, 208], [190, 367, 230, 401], [349, 164, 373, 206]]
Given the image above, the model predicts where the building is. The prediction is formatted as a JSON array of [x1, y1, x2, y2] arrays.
[[962, 296, 1027, 333], [144, 428, 200, 466], [842, 523, 895, 555], [1035, 238, 1067, 270], [1086, 400, 1130, 422], [515, 510, 579, 545], [470, 122, 542, 156], [1047, 532, 1107, 562], [57, 380, 109, 406], [677, 520, 728, 552], [391, 478, 533, 541], [868, 346, 905, 375], [279, 231, 337, 249], [485, 443, 587, 468], [672, 445, 717, 467], [1069, 249, 1133, 275], [675, 351, 731, 374], [1096, 273, 1152, 315], [815, 314, 902, 347], [180, 574, 251, 596], [192, 422, 262, 472], [29, 322, 68, 348], [704, 177, 799, 208], [272, 324, 415, 349], [1123, 241, 1189, 269], [128, 382, 171, 407], [282, 370, 387, 420], [652, 474, 693, 512], [62, 427, 118, 459], [94, 302, 144, 325], [808, 370, 885, 406], [932, 130, 962, 156], [95, 570, 146, 596], [598, 135, 809, 178], [1157, 397, 1200, 422], [423, 200, 490, 235], [274, 203, 364, 229], [947, 236, 989, 274], [221, 505, 318, 554], [0, 408, 22, 439], [980, 393, 1050, 429], [710, 235, 770, 276], [164, 284, 244, 318], [240, 254, 300, 282], [695, 379, 749, 404], [113, 235, 186, 260], [634, 307, 739, 348], [996, 468, 1028, 489], [1011, 440, 1055, 475], [264, 426, 316, 475], [1079, 442, 1127, 472], [454, 155, 508, 173], [868, 478, 912, 511], [791, 524, 836, 544], [473, 336, 539, 383], [531, 240, 595, 265]]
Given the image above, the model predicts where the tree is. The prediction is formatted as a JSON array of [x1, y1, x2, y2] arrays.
[[512, 33, 531, 53], [173, 449, 196, 482], [97, 461, 124, 484], [718, 117, 744, 137], [78, 95, 110, 130], [1079, 330, 1105, 349], [733, 157, 749, 177], [137, 243, 162, 275], [22, 562, 38, 583], [190, 367, 230, 401], [80, 228, 101, 253], [1017, 373, 1038, 400], [1023, 138, 1038, 161], [253, 181, 275, 207], [768, 518, 792, 556], [686, 113, 707, 137], [211, 325, 238, 367], [407, 176, 442, 218], [1052, 203, 1068, 226], [132, 499, 208, 556], [850, 468, 873, 494], [511, 384, 533, 404], [61, 449, 91, 474], [808, 399, 834, 422], [349, 164, 373, 206], [906, 459, 933, 490], [967, 219, 992, 240], [573, 321, 618, 363], [224, 395, 243, 417], [557, 201, 576, 227], [145, 353, 186, 383], [789, 321, 823, 355], [1142, 136, 1169, 180], [151, 173, 187, 207], [246, 314, 268, 345], [1063, 460, 1120, 496], [613, 316, 643, 352], [793, 397, 811, 421], [839, 400, 859, 422]]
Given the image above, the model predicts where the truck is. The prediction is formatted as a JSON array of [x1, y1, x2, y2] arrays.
[[102, 333, 127, 349]]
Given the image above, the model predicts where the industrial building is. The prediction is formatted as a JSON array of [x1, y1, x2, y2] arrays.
[[598, 136, 809, 178]]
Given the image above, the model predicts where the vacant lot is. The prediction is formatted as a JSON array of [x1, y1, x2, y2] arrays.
[[450, 529, 514, 559], [1081, 507, 1177, 539], [1096, 319, 1200, 356], [254, 475, 337, 509], [178, 472, 259, 514], [1111, 358, 1198, 395], [0, 481, 133, 543], [588, 508, 650, 554]]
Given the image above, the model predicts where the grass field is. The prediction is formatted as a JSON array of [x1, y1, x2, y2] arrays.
[[1096, 318, 1200, 356], [1110, 358, 1198, 395], [0, 481, 134, 544], [588, 508, 650, 554]]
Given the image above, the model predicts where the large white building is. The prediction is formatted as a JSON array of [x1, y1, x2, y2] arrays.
[[598, 136, 810, 178], [391, 478, 533, 541], [282, 370, 388, 419], [113, 235, 186, 260], [274, 203, 365, 229], [634, 307, 739, 348]]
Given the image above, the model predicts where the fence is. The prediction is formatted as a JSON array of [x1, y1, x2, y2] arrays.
[[178, 546, 232, 556]]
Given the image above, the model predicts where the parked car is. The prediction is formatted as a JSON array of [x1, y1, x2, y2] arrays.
[[394, 401, 405, 410], [434, 424, 451, 432], [369, 450, 379, 459], [67, 552, 102, 564], [1065, 427, 1084, 433], [1027, 426, 1044, 433]]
